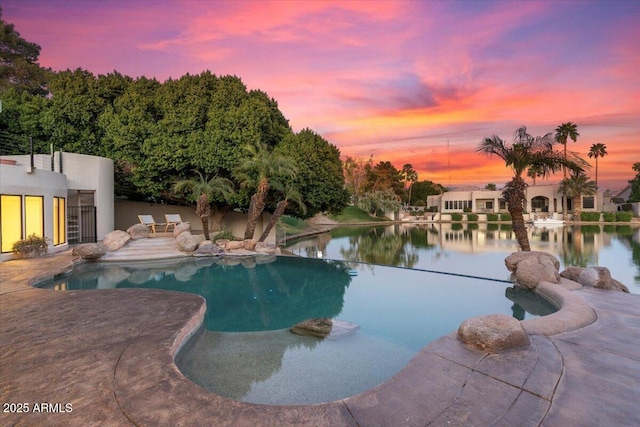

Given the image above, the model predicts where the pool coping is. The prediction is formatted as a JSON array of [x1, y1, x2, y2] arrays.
[[2, 251, 639, 426]]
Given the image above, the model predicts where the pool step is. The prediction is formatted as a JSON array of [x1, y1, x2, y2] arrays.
[[100, 237, 187, 261]]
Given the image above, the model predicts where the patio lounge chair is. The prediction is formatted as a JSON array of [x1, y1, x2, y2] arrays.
[[138, 215, 165, 233], [164, 214, 183, 232]]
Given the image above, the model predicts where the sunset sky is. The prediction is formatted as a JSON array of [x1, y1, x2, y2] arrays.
[[4, 0, 639, 190]]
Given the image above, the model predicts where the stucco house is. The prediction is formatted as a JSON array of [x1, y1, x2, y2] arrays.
[[0, 152, 114, 261], [426, 184, 611, 216]]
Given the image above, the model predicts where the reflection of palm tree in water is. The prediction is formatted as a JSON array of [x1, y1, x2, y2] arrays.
[[246, 266, 271, 328]]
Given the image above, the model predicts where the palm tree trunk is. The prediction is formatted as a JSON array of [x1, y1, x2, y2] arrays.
[[503, 176, 530, 251], [259, 200, 288, 242], [573, 194, 582, 220], [595, 158, 599, 189], [244, 190, 267, 239], [196, 193, 211, 240]]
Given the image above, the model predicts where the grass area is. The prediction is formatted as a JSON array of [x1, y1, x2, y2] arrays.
[[327, 206, 388, 223], [279, 215, 311, 235]]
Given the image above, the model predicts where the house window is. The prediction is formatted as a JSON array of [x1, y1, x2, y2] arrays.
[[1, 195, 23, 253], [53, 197, 66, 245], [583, 197, 595, 209], [25, 196, 44, 239], [485, 201, 493, 209], [499, 199, 506, 210]]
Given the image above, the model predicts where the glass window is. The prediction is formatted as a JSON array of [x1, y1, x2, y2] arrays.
[[486, 201, 493, 209], [1, 195, 23, 253], [25, 196, 44, 238], [53, 197, 66, 245], [499, 199, 506, 209], [583, 197, 595, 209]]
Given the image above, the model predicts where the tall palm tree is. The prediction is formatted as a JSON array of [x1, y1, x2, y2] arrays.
[[558, 170, 597, 220], [401, 163, 418, 206], [258, 183, 306, 243], [555, 122, 579, 218], [173, 171, 234, 240], [587, 143, 607, 189], [527, 164, 544, 185], [235, 142, 297, 240], [477, 125, 580, 251]]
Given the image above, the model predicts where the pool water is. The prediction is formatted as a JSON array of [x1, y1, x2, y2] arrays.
[[42, 256, 556, 404]]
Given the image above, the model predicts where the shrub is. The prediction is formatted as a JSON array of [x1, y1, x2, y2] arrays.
[[212, 230, 236, 242], [414, 200, 426, 207], [451, 213, 463, 221], [580, 212, 601, 222], [487, 213, 499, 222], [12, 234, 48, 257], [602, 212, 616, 222], [451, 222, 463, 231], [427, 206, 438, 212], [500, 213, 512, 221], [616, 211, 634, 222], [467, 214, 478, 222]]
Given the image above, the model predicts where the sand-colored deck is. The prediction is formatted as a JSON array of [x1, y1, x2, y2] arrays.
[[1, 244, 639, 426]]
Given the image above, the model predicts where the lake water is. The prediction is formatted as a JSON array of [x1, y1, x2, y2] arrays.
[[285, 223, 640, 294]]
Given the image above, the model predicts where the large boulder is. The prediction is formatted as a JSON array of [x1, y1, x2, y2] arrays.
[[102, 230, 131, 251], [226, 240, 244, 251], [559, 266, 584, 282], [291, 318, 334, 338], [176, 231, 199, 252], [72, 243, 106, 260], [505, 251, 560, 289], [577, 267, 630, 293], [173, 222, 191, 238], [126, 223, 149, 240], [243, 239, 257, 250], [194, 240, 225, 257], [457, 314, 530, 352]]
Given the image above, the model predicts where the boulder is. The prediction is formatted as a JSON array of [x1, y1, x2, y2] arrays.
[[173, 222, 191, 238], [505, 251, 560, 272], [72, 243, 106, 260], [290, 318, 333, 338], [226, 240, 244, 250], [215, 239, 229, 248], [243, 239, 257, 250], [176, 231, 199, 252], [578, 267, 630, 293], [126, 223, 149, 240], [559, 266, 584, 282], [505, 251, 560, 289], [457, 314, 530, 352], [194, 241, 224, 257], [102, 230, 131, 251]]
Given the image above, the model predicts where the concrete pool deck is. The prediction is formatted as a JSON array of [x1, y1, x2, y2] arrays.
[[1, 248, 639, 426]]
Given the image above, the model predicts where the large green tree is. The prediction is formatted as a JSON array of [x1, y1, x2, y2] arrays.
[[276, 129, 348, 218], [343, 156, 372, 204], [410, 180, 445, 205], [401, 163, 418, 206], [366, 161, 404, 195], [477, 125, 581, 251], [0, 9, 48, 95], [587, 143, 607, 189]]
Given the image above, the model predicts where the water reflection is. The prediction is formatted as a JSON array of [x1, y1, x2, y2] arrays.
[[286, 223, 640, 293]]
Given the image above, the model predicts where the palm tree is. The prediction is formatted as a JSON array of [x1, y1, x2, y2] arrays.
[[401, 163, 418, 206], [555, 122, 579, 218], [258, 183, 306, 243], [173, 171, 234, 240], [527, 164, 544, 185], [588, 143, 607, 189], [477, 125, 580, 251], [235, 142, 297, 240], [558, 170, 597, 220]]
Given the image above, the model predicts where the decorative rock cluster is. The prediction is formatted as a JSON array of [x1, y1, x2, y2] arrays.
[[458, 250, 631, 353], [560, 266, 629, 293]]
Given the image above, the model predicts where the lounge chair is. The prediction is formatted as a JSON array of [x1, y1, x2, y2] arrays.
[[164, 214, 183, 232], [138, 215, 165, 233]]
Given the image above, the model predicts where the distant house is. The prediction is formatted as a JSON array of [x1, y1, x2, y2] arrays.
[[426, 184, 610, 215], [0, 152, 114, 261]]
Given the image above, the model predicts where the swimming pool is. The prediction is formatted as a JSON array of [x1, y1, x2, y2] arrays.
[[41, 256, 555, 404]]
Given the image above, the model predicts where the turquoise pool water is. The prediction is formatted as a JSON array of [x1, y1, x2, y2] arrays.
[[42, 256, 555, 404]]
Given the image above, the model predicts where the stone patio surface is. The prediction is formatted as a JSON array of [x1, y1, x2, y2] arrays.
[[1, 244, 639, 426]]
